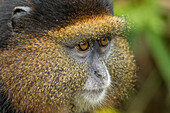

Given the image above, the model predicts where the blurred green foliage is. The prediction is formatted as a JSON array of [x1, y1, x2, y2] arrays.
[[114, 0, 170, 87]]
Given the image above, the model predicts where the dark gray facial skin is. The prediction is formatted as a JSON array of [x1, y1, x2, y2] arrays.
[[69, 38, 112, 112], [84, 40, 111, 91]]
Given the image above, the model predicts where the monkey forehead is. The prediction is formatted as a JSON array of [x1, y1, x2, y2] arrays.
[[48, 15, 126, 44]]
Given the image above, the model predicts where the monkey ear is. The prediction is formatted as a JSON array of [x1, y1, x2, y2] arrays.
[[11, 6, 32, 30]]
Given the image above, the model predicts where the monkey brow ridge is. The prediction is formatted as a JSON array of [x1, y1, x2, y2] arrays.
[[48, 15, 127, 43]]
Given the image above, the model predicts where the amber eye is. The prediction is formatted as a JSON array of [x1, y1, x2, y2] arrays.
[[100, 37, 109, 47], [76, 41, 89, 51]]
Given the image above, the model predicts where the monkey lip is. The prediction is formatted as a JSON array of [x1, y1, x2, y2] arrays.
[[91, 89, 105, 94], [84, 88, 105, 94]]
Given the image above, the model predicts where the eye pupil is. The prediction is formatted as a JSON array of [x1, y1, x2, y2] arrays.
[[100, 37, 108, 47], [77, 41, 89, 51]]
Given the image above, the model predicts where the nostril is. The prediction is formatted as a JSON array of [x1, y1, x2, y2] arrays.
[[94, 71, 98, 75], [94, 71, 102, 78]]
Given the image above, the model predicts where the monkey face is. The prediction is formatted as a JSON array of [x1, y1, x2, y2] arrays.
[[68, 37, 112, 110]]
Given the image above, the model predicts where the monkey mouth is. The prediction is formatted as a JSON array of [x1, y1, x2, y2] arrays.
[[85, 88, 105, 93], [83, 79, 111, 94], [83, 78, 111, 94], [82, 87, 107, 96]]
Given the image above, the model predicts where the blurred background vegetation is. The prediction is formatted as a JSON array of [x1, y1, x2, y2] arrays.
[[97, 0, 170, 113]]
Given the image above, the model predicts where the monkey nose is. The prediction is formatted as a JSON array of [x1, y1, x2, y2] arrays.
[[94, 71, 102, 78], [94, 68, 107, 78]]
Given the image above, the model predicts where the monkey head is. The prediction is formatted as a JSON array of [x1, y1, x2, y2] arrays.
[[0, 0, 136, 113]]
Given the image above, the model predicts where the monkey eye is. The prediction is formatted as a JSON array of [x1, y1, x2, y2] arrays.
[[76, 41, 90, 51], [73, 41, 91, 58], [99, 37, 109, 47], [98, 37, 111, 53]]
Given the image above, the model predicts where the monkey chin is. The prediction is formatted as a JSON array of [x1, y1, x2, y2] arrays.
[[82, 88, 107, 104], [74, 89, 106, 112], [74, 77, 111, 112], [74, 88, 109, 112]]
